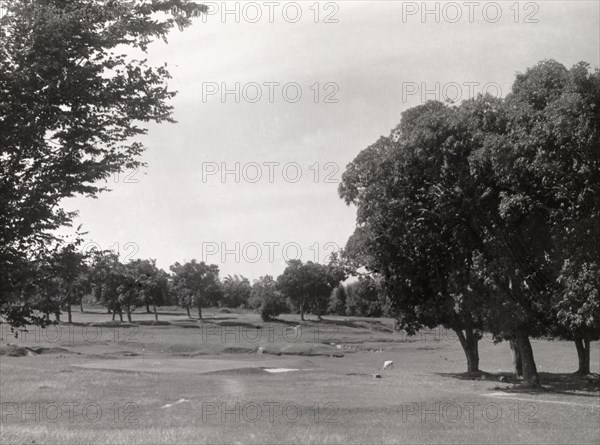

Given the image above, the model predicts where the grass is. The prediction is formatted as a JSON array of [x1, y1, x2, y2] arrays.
[[0, 307, 598, 444]]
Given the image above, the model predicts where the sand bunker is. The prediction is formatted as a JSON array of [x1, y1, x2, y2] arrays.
[[262, 368, 300, 373], [162, 398, 189, 408]]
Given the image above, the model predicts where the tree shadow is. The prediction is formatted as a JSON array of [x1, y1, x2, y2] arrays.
[[153, 311, 190, 317], [316, 317, 394, 332], [438, 371, 600, 397], [270, 318, 303, 326]]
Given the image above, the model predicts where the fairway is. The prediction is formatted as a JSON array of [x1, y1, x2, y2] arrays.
[[1, 309, 598, 444]]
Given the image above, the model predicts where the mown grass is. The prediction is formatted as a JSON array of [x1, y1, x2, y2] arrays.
[[1, 307, 598, 444]]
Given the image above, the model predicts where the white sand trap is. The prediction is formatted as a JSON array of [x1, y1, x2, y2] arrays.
[[72, 357, 309, 374], [162, 398, 189, 408], [263, 368, 299, 373]]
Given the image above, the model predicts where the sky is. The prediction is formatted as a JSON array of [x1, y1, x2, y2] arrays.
[[61, 1, 600, 280]]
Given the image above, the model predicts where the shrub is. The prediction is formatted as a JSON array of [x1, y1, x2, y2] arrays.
[[259, 291, 289, 321]]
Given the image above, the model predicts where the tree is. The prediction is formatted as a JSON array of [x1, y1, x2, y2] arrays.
[[89, 251, 125, 321], [339, 103, 486, 374], [345, 276, 385, 317], [0, 0, 206, 327], [170, 260, 221, 320], [221, 275, 252, 308], [129, 259, 169, 320], [250, 275, 288, 321], [26, 258, 62, 322], [49, 243, 90, 323], [557, 262, 600, 375], [277, 260, 343, 320], [468, 60, 600, 380], [328, 285, 347, 315], [117, 264, 142, 323], [339, 60, 599, 385]]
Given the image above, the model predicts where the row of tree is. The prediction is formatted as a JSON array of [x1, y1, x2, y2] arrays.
[[13, 246, 376, 323], [338, 60, 600, 385]]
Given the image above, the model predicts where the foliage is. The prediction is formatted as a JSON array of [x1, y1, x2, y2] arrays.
[[345, 276, 386, 317], [277, 259, 346, 319], [250, 275, 288, 321], [328, 285, 347, 315], [221, 275, 252, 308], [0, 0, 206, 326], [338, 59, 600, 381], [169, 260, 222, 318]]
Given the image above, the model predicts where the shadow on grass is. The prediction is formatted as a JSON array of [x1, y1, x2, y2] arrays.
[[270, 318, 303, 326], [438, 371, 600, 396], [316, 318, 394, 333]]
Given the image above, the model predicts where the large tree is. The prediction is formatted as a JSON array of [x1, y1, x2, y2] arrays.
[[170, 260, 221, 320], [339, 103, 486, 374], [477, 60, 600, 376], [278, 259, 345, 321], [49, 242, 90, 323], [0, 0, 206, 326], [89, 250, 125, 321], [128, 259, 169, 321], [339, 60, 600, 385]]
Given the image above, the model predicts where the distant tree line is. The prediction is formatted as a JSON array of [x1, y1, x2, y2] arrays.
[[7, 247, 359, 325]]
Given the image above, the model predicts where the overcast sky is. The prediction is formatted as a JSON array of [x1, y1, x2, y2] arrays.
[[61, 1, 600, 280]]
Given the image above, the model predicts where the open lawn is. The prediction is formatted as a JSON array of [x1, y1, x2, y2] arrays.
[[1, 308, 598, 444]]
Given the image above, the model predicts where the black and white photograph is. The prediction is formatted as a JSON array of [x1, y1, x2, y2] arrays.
[[1, 1, 599, 443]]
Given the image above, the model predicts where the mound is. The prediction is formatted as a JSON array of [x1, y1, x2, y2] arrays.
[[0, 344, 30, 357], [222, 346, 257, 354], [0, 345, 73, 356], [261, 343, 343, 357], [169, 321, 201, 329], [135, 320, 172, 326], [89, 322, 137, 328], [212, 321, 262, 329], [27, 346, 73, 355]]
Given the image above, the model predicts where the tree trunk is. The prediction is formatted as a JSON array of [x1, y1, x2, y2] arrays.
[[55, 311, 61, 322], [514, 332, 540, 387], [126, 307, 132, 322], [197, 305, 202, 321], [574, 337, 591, 376], [146, 303, 151, 313], [67, 305, 72, 324], [300, 309, 305, 321], [455, 329, 480, 373], [510, 339, 523, 378], [153, 304, 158, 321], [112, 310, 116, 321], [80, 300, 84, 313], [186, 306, 191, 318], [118, 309, 123, 322], [107, 307, 111, 314]]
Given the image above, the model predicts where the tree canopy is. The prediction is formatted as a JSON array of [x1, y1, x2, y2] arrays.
[[0, 0, 206, 325], [339, 60, 600, 383]]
